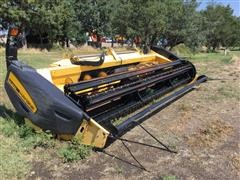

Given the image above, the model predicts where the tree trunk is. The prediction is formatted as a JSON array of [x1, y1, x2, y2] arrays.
[[111, 37, 114, 47], [39, 34, 43, 49], [61, 37, 65, 48], [224, 48, 227, 56], [66, 38, 69, 48], [22, 29, 27, 49], [150, 34, 157, 46], [213, 46, 216, 52]]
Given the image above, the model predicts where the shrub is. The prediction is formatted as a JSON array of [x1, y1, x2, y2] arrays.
[[58, 139, 91, 162]]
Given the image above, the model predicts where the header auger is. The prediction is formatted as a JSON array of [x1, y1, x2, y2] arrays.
[[4, 27, 207, 148]]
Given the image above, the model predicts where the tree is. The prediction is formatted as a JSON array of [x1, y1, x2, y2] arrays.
[[0, 0, 84, 48], [110, 0, 166, 47], [129, 0, 165, 45], [111, 0, 202, 50], [222, 16, 240, 49], [159, 0, 201, 50], [0, 0, 31, 28], [201, 4, 239, 51], [28, 0, 83, 48], [73, 0, 112, 47], [0, 0, 35, 47], [109, 0, 131, 45], [1, 0, 238, 50]]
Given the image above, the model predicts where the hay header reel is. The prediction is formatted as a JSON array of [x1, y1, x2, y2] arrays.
[[4, 27, 207, 148]]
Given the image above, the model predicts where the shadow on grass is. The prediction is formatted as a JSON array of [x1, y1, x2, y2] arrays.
[[0, 105, 24, 126]]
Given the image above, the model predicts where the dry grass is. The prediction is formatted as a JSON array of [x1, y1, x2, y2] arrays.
[[0, 134, 30, 179], [185, 119, 233, 148], [230, 154, 240, 172]]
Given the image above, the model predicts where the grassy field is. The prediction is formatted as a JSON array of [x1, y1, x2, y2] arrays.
[[0, 47, 239, 179]]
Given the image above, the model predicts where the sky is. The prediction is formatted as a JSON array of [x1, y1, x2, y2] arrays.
[[197, 0, 240, 16]]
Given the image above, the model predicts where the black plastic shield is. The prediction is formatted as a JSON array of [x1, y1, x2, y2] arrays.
[[5, 61, 84, 134]]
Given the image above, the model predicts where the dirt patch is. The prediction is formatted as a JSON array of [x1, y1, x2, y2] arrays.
[[230, 154, 240, 172], [185, 119, 233, 148], [168, 111, 193, 133], [27, 161, 53, 180], [231, 55, 240, 62]]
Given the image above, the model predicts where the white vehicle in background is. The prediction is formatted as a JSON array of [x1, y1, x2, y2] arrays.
[[105, 38, 113, 43]]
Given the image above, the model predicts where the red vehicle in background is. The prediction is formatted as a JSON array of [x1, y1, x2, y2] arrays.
[[88, 30, 102, 48]]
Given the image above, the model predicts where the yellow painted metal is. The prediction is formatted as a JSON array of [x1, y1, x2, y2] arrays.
[[25, 118, 109, 148], [75, 87, 94, 95], [7, 72, 37, 113], [57, 134, 73, 141], [44, 48, 172, 88], [75, 119, 109, 148], [50, 67, 81, 86], [190, 75, 201, 89], [107, 48, 121, 61], [75, 80, 121, 95]]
